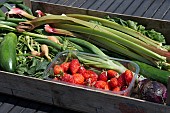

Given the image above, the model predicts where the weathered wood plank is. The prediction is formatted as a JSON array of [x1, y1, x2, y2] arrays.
[[7, 100, 30, 113], [152, 0, 170, 19], [19, 102, 40, 113], [114, 0, 134, 14], [97, 0, 115, 11], [51, 81, 170, 113], [48, 0, 59, 3], [163, 9, 170, 20], [0, 94, 8, 106], [72, 0, 87, 7], [56, 0, 68, 5], [142, 0, 165, 18], [88, 0, 105, 10], [0, 98, 19, 113], [0, 87, 12, 95], [123, 0, 144, 15], [106, 0, 124, 13], [12, 89, 53, 105], [63, 0, 77, 6], [133, 0, 155, 16], [80, 0, 96, 9]]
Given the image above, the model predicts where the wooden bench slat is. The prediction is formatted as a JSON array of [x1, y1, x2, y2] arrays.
[[80, 0, 96, 9], [153, 0, 170, 19], [106, 0, 124, 13], [72, 0, 87, 7], [133, 0, 155, 16], [97, 0, 115, 11], [123, 0, 144, 15], [114, 0, 134, 14], [88, 0, 105, 10], [142, 0, 165, 18]]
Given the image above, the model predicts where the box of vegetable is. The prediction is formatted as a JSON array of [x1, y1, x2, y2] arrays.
[[0, 0, 170, 113], [43, 50, 139, 96]]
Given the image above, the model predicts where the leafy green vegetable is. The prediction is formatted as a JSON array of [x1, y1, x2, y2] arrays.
[[106, 16, 165, 44], [16, 57, 49, 78]]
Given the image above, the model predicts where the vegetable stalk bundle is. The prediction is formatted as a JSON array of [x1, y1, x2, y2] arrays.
[[16, 14, 170, 70]]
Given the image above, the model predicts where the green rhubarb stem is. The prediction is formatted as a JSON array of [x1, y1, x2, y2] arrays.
[[0, 23, 16, 31], [67, 37, 107, 57], [3, 3, 12, 10], [0, 9, 5, 17], [101, 24, 170, 59], [82, 34, 153, 65], [67, 36, 152, 65], [17, 15, 104, 31], [0, 20, 18, 27], [0, 17, 26, 23], [15, 15, 166, 61], [57, 24, 166, 62], [67, 14, 162, 48]]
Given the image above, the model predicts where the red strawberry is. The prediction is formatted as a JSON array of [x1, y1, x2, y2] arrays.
[[98, 71, 108, 82], [90, 73, 98, 84], [72, 73, 85, 85], [107, 70, 119, 79], [109, 78, 118, 88], [113, 86, 120, 92], [77, 66, 86, 74], [53, 65, 63, 75], [60, 62, 70, 72], [61, 73, 74, 83], [82, 70, 95, 79], [124, 70, 133, 85], [69, 59, 80, 74], [117, 74, 126, 88], [94, 80, 107, 89], [83, 70, 98, 86], [104, 82, 110, 90]]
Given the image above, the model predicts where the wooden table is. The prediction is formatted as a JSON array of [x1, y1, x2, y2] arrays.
[[0, 0, 170, 112]]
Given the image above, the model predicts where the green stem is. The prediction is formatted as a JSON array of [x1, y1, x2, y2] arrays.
[[0, 17, 26, 23], [67, 14, 162, 47], [0, 9, 5, 17], [57, 24, 166, 62]]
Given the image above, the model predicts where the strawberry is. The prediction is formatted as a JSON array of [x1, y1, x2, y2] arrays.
[[83, 70, 98, 86], [98, 71, 108, 82], [61, 73, 74, 83], [107, 70, 119, 79], [69, 59, 80, 74], [113, 86, 120, 92], [94, 80, 107, 89], [104, 82, 110, 90], [72, 73, 85, 85], [90, 73, 98, 84], [124, 70, 133, 85], [117, 74, 126, 88], [82, 70, 94, 79], [60, 62, 70, 72], [77, 66, 86, 74], [53, 65, 63, 75], [109, 78, 118, 88]]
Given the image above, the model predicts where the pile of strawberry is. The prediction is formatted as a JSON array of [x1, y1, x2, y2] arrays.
[[52, 59, 133, 95]]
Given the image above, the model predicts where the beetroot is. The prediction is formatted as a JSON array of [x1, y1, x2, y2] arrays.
[[139, 79, 167, 104]]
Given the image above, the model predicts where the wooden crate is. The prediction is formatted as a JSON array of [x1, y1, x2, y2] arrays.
[[0, 0, 170, 113]]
